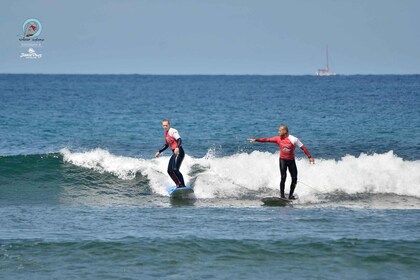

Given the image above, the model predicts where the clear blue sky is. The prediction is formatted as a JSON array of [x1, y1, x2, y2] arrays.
[[1, 0, 419, 74]]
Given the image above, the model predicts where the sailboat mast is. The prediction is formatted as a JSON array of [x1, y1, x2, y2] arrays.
[[326, 45, 329, 70], [316, 45, 336, 76]]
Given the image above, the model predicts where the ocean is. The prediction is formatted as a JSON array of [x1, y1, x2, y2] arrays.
[[1, 74, 419, 279]]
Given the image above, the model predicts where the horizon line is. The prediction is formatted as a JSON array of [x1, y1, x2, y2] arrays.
[[1, 73, 420, 76]]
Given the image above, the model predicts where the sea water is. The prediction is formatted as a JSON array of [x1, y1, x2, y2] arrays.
[[1, 75, 419, 279]]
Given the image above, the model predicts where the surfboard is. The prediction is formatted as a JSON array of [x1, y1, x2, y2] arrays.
[[167, 186, 194, 199], [261, 196, 293, 207]]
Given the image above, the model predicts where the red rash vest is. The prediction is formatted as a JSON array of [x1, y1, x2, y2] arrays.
[[165, 128, 181, 150], [256, 134, 312, 160]]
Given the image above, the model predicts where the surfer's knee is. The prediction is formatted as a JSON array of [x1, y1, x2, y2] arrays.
[[168, 167, 178, 173]]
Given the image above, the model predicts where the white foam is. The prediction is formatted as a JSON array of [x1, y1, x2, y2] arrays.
[[60, 148, 420, 201], [61, 148, 179, 196]]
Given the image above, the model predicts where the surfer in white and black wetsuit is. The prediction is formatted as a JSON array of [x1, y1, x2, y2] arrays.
[[155, 119, 185, 188], [248, 125, 314, 199]]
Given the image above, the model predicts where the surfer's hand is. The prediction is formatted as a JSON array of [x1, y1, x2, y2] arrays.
[[155, 152, 160, 158], [174, 148, 179, 155], [248, 138, 256, 143], [309, 157, 315, 164]]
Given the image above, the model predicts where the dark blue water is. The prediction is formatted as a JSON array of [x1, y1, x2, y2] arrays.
[[1, 75, 419, 279], [1, 74, 419, 158]]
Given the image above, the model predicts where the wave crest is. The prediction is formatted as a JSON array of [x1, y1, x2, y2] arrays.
[[60, 149, 420, 201]]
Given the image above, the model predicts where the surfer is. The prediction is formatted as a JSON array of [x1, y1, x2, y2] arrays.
[[248, 125, 314, 199], [155, 119, 186, 188]]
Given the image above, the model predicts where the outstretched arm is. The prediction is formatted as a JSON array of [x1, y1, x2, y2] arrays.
[[300, 145, 315, 163], [248, 137, 278, 143], [155, 144, 169, 157], [290, 135, 315, 164]]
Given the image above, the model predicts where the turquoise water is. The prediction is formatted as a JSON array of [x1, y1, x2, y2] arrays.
[[1, 75, 420, 279]]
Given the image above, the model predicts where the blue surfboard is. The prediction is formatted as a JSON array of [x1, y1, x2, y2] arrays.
[[167, 186, 194, 199]]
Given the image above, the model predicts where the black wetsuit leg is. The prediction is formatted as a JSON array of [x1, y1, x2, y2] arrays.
[[279, 159, 287, 198], [288, 160, 298, 199], [279, 159, 298, 199], [167, 147, 185, 187]]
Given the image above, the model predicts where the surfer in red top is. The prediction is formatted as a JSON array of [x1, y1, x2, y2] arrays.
[[155, 119, 186, 188], [248, 125, 315, 199]]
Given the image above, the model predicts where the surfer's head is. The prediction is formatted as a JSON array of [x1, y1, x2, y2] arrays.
[[279, 125, 288, 137], [162, 119, 171, 131]]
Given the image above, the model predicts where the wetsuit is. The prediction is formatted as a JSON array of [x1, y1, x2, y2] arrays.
[[158, 127, 185, 187], [256, 134, 312, 199]]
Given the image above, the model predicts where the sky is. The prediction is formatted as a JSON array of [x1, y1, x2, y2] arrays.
[[1, 0, 419, 75]]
